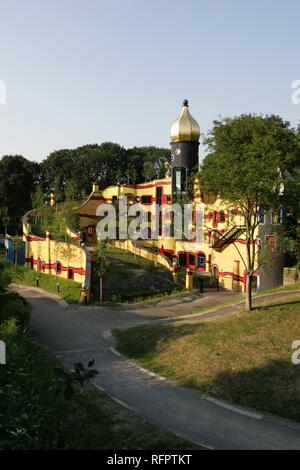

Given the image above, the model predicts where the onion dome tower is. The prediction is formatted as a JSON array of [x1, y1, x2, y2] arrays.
[[170, 99, 200, 201]]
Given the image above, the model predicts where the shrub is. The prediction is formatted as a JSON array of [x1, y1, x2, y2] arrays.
[[0, 295, 31, 332], [0, 317, 18, 336], [0, 258, 13, 293]]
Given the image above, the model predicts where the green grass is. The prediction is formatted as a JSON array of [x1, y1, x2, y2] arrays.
[[114, 297, 300, 422], [91, 247, 180, 303], [12, 267, 81, 304], [0, 334, 194, 450], [257, 282, 300, 294]]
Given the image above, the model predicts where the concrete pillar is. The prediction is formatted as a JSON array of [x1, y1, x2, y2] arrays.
[[79, 289, 88, 304], [46, 231, 51, 275], [185, 268, 193, 290], [172, 263, 178, 283], [233, 260, 240, 292]]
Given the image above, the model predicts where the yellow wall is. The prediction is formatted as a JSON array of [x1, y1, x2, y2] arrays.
[[23, 212, 88, 285]]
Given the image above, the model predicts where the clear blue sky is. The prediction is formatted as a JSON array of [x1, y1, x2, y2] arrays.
[[0, 0, 299, 161]]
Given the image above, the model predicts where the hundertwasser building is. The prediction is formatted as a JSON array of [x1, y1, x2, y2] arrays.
[[23, 100, 285, 295]]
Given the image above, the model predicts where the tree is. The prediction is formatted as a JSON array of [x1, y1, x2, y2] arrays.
[[0, 155, 37, 233], [94, 240, 110, 303], [0, 207, 10, 236], [65, 179, 78, 201], [12, 235, 24, 267], [31, 185, 45, 224], [142, 161, 155, 182], [200, 114, 299, 311], [281, 165, 300, 267]]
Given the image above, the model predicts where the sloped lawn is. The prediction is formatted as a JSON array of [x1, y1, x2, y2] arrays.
[[115, 298, 300, 422]]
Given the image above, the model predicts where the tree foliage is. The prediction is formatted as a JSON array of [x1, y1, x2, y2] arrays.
[[0, 155, 37, 233], [200, 114, 300, 311], [0, 144, 170, 234]]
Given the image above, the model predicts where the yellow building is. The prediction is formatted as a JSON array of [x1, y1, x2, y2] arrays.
[[24, 100, 284, 294]]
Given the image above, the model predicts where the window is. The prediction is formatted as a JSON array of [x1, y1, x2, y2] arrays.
[[271, 206, 283, 225], [258, 209, 266, 225], [197, 253, 206, 269], [212, 211, 218, 228], [266, 235, 276, 253], [68, 268, 74, 280], [219, 211, 225, 223], [188, 253, 195, 266], [172, 167, 187, 196], [37, 258, 42, 272], [141, 195, 152, 204], [175, 169, 181, 191], [56, 262, 62, 275], [156, 187, 162, 206], [178, 252, 187, 267]]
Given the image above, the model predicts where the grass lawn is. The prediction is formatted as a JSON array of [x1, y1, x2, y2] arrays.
[[92, 247, 179, 303], [259, 283, 300, 294], [12, 267, 81, 303], [0, 335, 193, 450], [114, 297, 300, 422]]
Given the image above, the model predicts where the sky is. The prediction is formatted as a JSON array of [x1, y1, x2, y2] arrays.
[[0, 0, 300, 162]]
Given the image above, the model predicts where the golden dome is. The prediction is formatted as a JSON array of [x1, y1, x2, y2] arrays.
[[170, 99, 200, 142]]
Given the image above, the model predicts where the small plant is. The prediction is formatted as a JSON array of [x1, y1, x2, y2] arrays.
[[94, 240, 111, 303], [54, 359, 99, 400]]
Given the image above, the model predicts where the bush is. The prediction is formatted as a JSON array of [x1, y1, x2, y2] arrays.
[[0, 294, 31, 333], [0, 258, 13, 293], [0, 317, 18, 336]]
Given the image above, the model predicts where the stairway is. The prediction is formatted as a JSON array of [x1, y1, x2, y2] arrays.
[[212, 225, 245, 251]]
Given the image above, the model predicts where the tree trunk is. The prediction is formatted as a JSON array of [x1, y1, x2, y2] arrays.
[[246, 272, 253, 312], [99, 276, 103, 303]]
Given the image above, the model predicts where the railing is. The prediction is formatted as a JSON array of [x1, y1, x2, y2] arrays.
[[213, 225, 246, 251]]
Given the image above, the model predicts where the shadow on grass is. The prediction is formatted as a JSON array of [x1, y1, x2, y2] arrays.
[[253, 299, 300, 311], [115, 322, 300, 422], [203, 358, 300, 422], [114, 323, 205, 358]]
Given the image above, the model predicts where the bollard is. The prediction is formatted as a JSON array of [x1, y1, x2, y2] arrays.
[[56, 283, 60, 293], [79, 289, 88, 304], [199, 277, 204, 293], [216, 277, 219, 291], [36, 277, 39, 288], [172, 262, 178, 284], [185, 268, 193, 290]]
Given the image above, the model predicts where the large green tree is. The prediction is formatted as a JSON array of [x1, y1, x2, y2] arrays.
[[199, 114, 299, 311], [0, 155, 37, 233], [41, 143, 171, 197]]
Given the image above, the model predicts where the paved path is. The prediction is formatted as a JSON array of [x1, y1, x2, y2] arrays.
[[14, 285, 300, 450]]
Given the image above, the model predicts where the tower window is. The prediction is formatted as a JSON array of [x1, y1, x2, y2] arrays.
[[176, 169, 181, 191], [172, 166, 187, 195]]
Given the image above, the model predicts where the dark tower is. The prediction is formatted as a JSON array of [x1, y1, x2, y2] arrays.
[[170, 99, 200, 202]]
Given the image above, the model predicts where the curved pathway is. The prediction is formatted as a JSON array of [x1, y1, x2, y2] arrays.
[[14, 285, 300, 450]]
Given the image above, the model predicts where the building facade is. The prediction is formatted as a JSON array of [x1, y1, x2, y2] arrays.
[[24, 100, 285, 293]]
